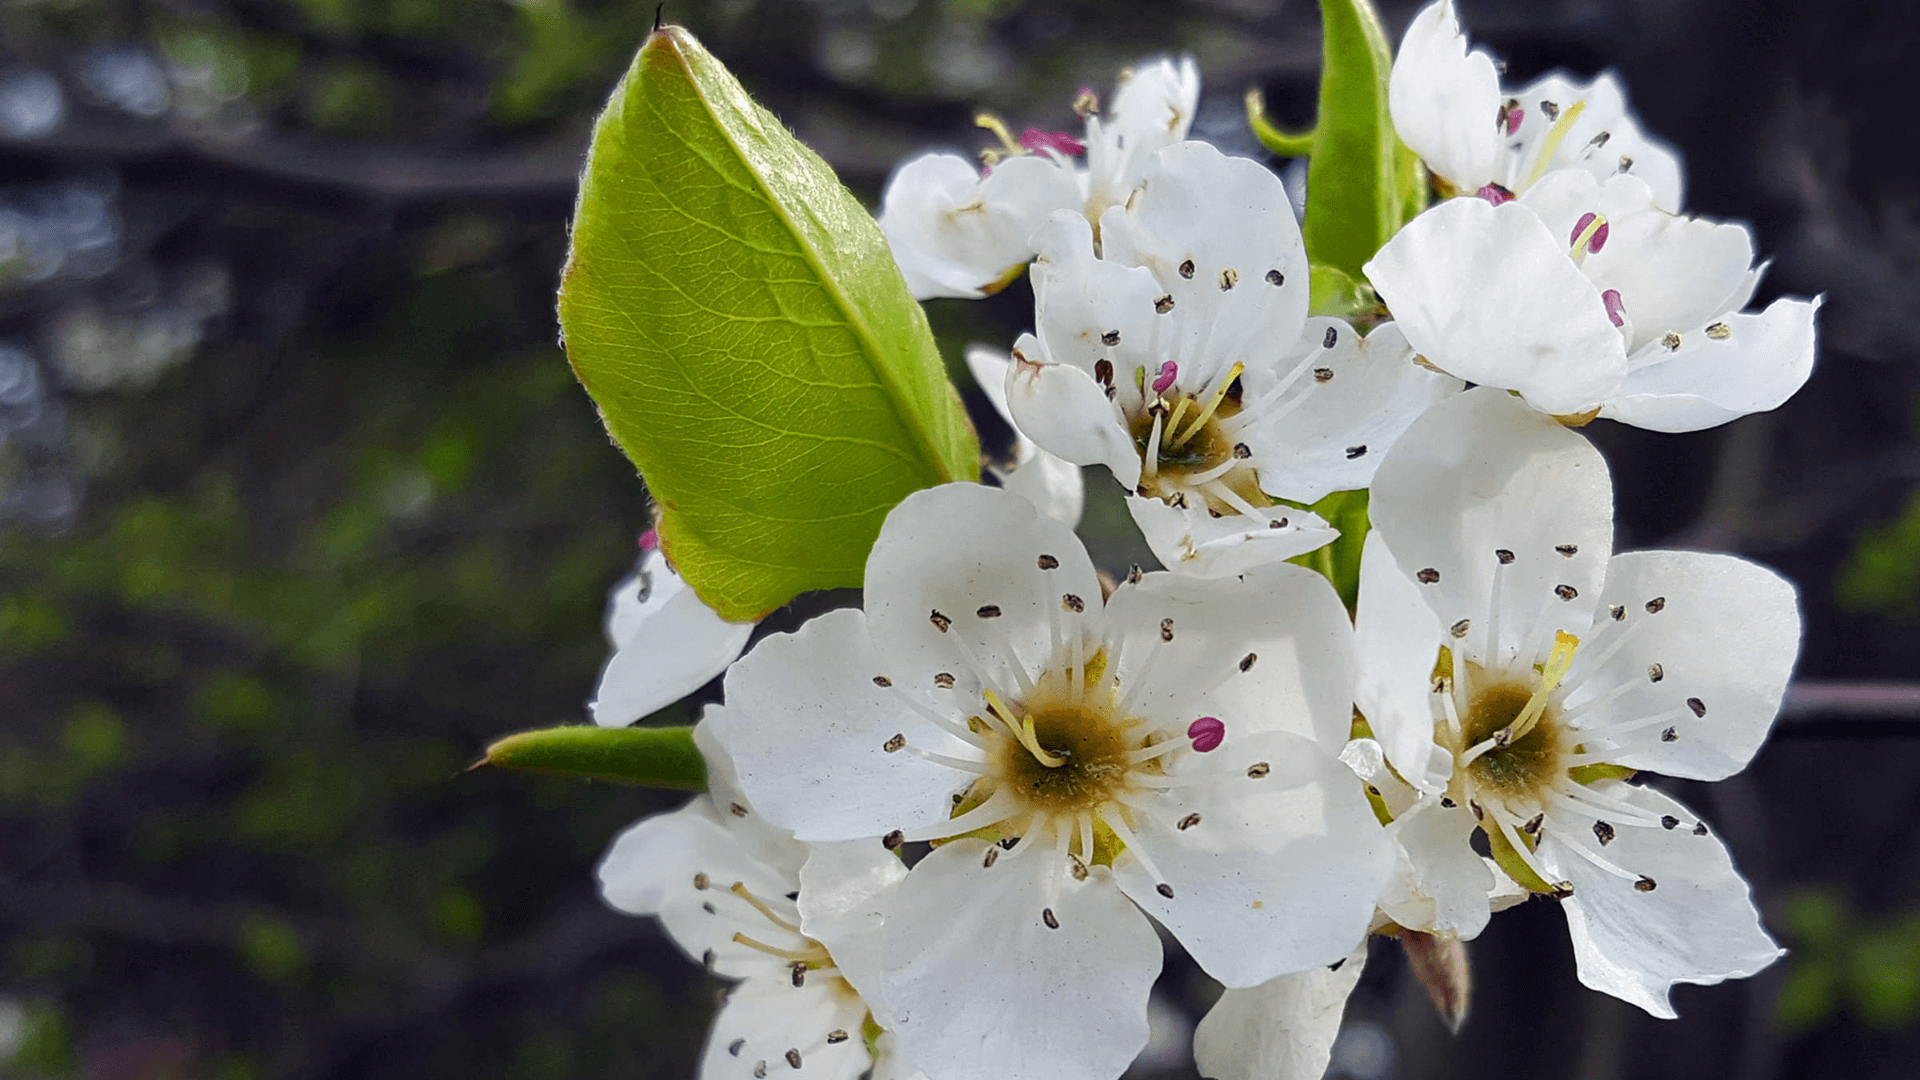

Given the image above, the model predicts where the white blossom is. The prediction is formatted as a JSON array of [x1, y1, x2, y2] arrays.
[[590, 534, 755, 727], [597, 719, 920, 1080], [708, 483, 1390, 1080], [1353, 388, 1797, 1016], [878, 58, 1199, 300], [1004, 139, 1457, 575], [1390, 0, 1683, 210], [1364, 166, 1821, 430]]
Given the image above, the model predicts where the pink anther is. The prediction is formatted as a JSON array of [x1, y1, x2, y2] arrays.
[[1601, 289, 1626, 327], [1569, 212, 1610, 254], [1476, 184, 1515, 206], [639, 528, 659, 552], [1504, 107, 1525, 135], [1187, 717, 1225, 753], [1020, 128, 1086, 157], [1151, 361, 1179, 395]]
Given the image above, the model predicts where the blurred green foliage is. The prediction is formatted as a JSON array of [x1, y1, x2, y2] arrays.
[[1838, 485, 1920, 618], [1775, 889, 1920, 1032]]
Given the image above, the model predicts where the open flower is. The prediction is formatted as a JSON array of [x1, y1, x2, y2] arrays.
[[591, 532, 755, 727], [1364, 166, 1821, 431], [878, 58, 1200, 300], [1390, 0, 1683, 211], [598, 718, 918, 1080], [708, 483, 1389, 1080], [1004, 140, 1458, 575], [1351, 388, 1797, 1016]]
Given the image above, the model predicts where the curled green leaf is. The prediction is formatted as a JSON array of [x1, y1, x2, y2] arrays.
[[478, 724, 707, 790]]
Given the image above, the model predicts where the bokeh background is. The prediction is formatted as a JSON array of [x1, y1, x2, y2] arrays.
[[1, 0, 1916, 1077]]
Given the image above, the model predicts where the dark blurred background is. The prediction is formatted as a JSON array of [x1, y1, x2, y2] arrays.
[[0, 0, 1915, 1077]]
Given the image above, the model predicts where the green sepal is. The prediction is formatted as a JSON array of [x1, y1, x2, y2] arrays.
[[1569, 762, 1639, 785], [1308, 264, 1380, 320], [558, 25, 980, 622], [1483, 813, 1562, 895], [478, 724, 706, 790], [1300, 0, 1417, 280]]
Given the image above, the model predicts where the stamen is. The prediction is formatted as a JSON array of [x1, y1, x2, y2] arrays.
[[1507, 631, 1581, 742], [902, 788, 1019, 843], [974, 112, 1023, 156], [1568, 212, 1610, 258], [1096, 806, 1168, 888], [1186, 716, 1225, 752], [1143, 409, 1164, 480], [1151, 360, 1179, 395], [730, 882, 803, 934], [731, 932, 827, 965], [1602, 289, 1627, 327], [1077, 811, 1095, 865], [1202, 479, 1269, 521], [1019, 129, 1086, 157], [1524, 98, 1588, 188], [1170, 363, 1246, 448], [903, 744, 993, 775], [981, 688, 1067, 768], [1476, 184, 1515, 206], [1488, 806, 1560, 888]]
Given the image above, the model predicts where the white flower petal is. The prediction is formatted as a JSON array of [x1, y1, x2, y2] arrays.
[[879, 152, 1082, 299], [1103, 564, 1358, 748], [595, 799, 797, 979], [1378, 798, 1495, 940], [798, 841, 908, 1017], [696, 711, 809, 880], [863, 483, 1102, 701], [1097, 141, 1310, 378], [1240, 320, 1462, 503], [1354, 532, 1449, 792], [1127, 494, 1335, 579], [881, 840, 1162, 1080], [1541, 784, 1782, 1018], [1030, 212, 1167, 385], [1389, 1, 1503, 193], [1087, 56, 1201, 214], [1004, 334, 1143, 487], [1506, 71, 1684, 212], [702, 973, 875, 1080], [967, 344, 1087, 527], [712, 607, 965, 842], [1001, 448, 1086, 528], [590, 553, 755, 727], [1114, 730, 1392, 986], [1601, 295, 1822, 432], [1570, 550, 1799, 780], [1192, 943, 1365, 1080], [1364, 196, 1628, 417], [1519, 170, 1754, 353], [1369, 388, 1613, 668]]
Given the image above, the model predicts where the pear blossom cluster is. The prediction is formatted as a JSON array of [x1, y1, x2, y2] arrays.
[[587, 4, 1818, 1079]]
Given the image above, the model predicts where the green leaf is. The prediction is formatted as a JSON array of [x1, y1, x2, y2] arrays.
[[1301, 0, 1420, 279], [559, 26, 979, 621], [479, 724, 707, 790], [1307, 264, 1377, 320]]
